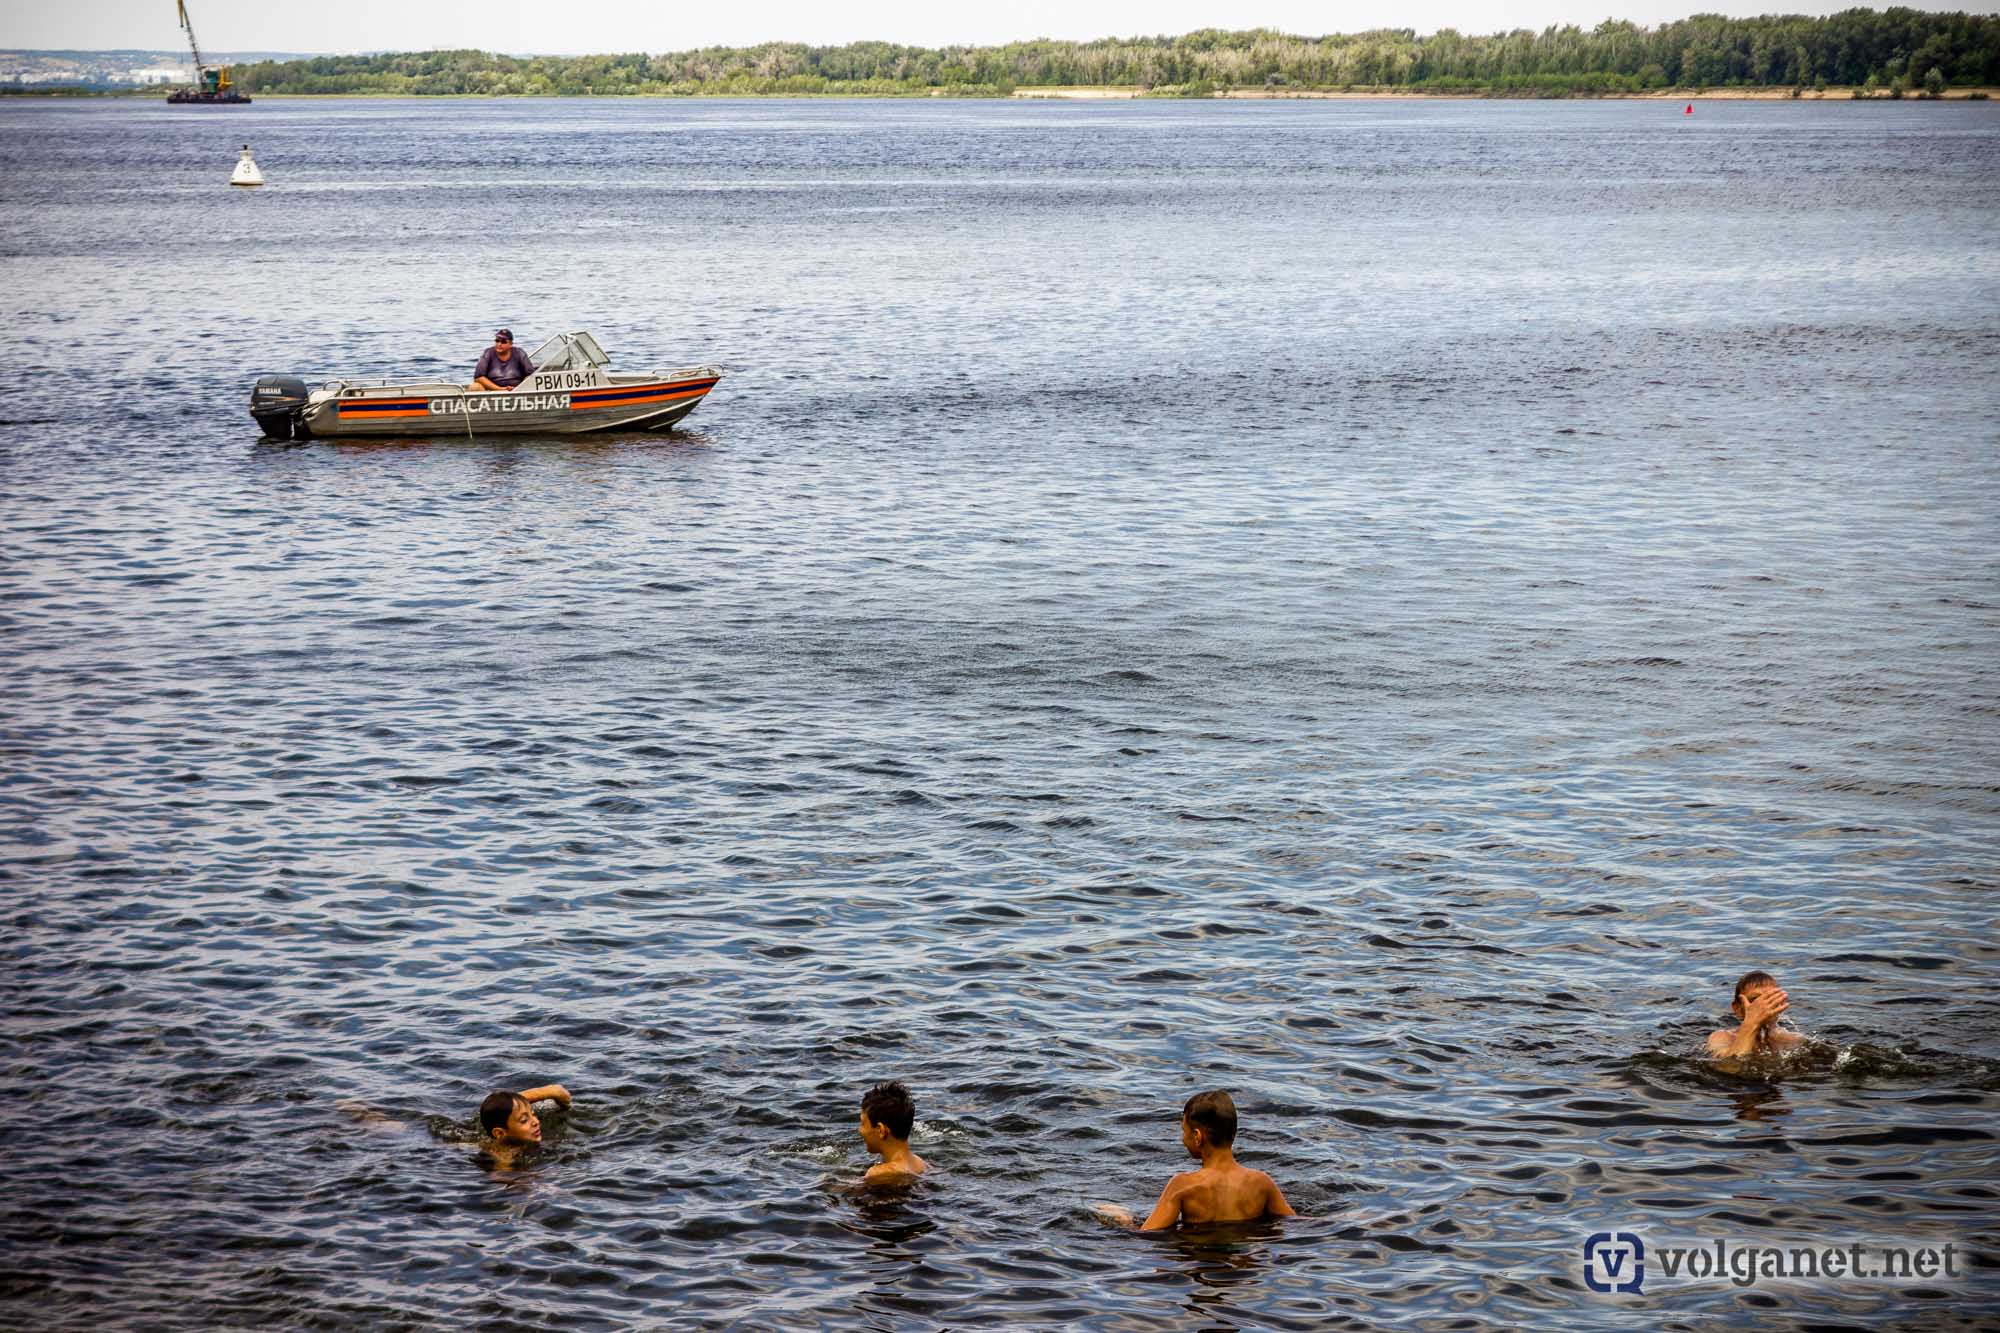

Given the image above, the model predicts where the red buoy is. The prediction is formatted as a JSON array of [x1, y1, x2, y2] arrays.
[[1685, 103, 1693, 114]]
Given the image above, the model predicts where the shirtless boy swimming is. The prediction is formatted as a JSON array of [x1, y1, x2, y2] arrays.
[[1708, 971, 1806, 1059], [858, 1080, 927, 1181], [477, 1083, 571, 1165], [1103, 1089, 1295, 1230]]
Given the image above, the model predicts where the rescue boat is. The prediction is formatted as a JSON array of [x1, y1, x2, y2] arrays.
[[249, 332, 721, 440]]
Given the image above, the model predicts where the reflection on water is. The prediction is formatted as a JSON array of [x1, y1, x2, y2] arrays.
[[1728, 1088, 1791, 1124], [1162, 1225, 1276, 1326], [1, 95, 1997, 1327]]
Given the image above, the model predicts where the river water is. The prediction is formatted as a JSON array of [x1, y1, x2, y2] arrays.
[[2, 96, 1997, 1329]]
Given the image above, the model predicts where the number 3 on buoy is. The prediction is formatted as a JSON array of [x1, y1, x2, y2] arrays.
[[231, 144, 264, 187]]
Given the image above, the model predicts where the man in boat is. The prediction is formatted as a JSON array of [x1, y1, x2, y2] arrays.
[[471, 328, 536, 391]]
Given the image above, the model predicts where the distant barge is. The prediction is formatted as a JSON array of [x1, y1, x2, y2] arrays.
[[164, 1, 250, 104], [167, 87, 250, 105]]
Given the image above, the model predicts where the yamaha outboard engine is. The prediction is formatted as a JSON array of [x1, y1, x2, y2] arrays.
[[250, 374, 310, 439]]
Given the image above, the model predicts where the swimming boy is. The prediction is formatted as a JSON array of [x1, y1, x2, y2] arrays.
[[1708, 971, 1805, 1059], [1103, 1089, 1295, 1229], [477, 1083, 571, 1164], [858, 1080, 927, 1181]]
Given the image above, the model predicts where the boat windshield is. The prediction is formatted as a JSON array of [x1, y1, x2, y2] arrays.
[[528, 331, 610, 372]]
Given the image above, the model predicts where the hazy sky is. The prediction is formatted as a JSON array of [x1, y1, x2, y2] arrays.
[[12, 0, 1997, 54]]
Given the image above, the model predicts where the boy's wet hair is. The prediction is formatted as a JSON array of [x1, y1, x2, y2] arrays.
[[479, 1090, 524, 1135], [1183, 1089, 1238, 1148], [861, 1081, 916, 1140], [1732, 970, 1777, 1006]]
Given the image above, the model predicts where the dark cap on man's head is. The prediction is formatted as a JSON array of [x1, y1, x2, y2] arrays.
[[494, 328, 513, 341]]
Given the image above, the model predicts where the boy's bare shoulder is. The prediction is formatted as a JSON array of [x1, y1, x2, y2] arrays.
[[1251, 1167, 1297, 1216], [1147, 1169, 1202, 1208], [864, 1156, 928, 1181], [1234, 1165, 1285, 1201]]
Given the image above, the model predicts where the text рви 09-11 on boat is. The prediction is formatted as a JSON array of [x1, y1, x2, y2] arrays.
[[249, 332, 723, 439]]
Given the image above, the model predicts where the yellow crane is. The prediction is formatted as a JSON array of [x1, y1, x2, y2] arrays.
[[166, 1, 250, 103]]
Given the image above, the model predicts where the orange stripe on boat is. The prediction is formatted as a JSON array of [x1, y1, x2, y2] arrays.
[[570, 385, 713, 411], [570, 380, 717, 404]]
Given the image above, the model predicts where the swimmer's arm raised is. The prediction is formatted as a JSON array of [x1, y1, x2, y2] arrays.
[[519, 1084, 571, 1106], [1709, 989, 1787, 1058]]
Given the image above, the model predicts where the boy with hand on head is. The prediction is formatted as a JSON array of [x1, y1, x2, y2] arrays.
[[1708, 970, 1805, 1059], [478, 1083, 571, 1164], [858, 1080, 927, 1181], [1101, 1089, 1296, 1229]]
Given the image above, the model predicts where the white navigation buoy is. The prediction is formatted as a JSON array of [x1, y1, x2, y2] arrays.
[[231, 144, 264, 188]]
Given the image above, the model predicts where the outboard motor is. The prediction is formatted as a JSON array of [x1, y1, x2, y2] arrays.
[[250, 374, 310, 439]]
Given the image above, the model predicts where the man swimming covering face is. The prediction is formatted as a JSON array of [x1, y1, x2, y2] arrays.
[[1708, 971, 1805, 1059]]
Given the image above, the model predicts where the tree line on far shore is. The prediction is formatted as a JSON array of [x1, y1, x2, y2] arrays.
[[230, 10, 1999, 97]]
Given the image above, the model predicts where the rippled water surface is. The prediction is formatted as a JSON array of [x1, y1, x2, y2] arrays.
[[3, 96, 1998, 1329]]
